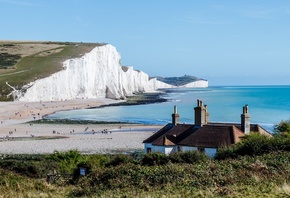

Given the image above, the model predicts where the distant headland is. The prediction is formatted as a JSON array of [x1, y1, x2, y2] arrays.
[[153, 75, 208, 87]]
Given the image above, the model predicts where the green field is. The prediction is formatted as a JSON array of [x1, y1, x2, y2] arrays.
[[0, 41, 104, 101]]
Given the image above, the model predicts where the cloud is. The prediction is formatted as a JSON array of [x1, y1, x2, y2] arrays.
[[0, 0, 41, 7]]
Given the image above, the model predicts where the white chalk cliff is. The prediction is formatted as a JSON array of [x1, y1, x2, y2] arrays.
[[180, 80, 208, 88], [16, 44, 208, 102]]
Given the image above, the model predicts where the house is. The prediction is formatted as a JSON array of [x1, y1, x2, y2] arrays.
[[143, 100, 271, 157]]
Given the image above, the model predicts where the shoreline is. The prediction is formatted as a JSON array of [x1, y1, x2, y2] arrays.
[[0, 95, 164, 155]]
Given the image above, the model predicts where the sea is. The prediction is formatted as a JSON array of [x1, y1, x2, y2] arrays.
[[45, 86, 290, 132]]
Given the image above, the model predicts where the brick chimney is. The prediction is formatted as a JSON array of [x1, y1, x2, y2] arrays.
[[194, 99, 208, 127], [172, 105, 180, 125], [241, 104, 250, 134]]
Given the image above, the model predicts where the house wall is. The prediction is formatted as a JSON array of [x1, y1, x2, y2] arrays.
[[144, 144, 217, 157], [144, 143, 176, 155], [164, 147, 175, 155], [182, 146, 217, 158]]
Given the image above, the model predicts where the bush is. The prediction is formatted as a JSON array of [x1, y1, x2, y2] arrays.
[[274, 119, 290, 137], [215, 133, 290, 160], [0, 53, 21, 67], [236, 133, 271, 155], [105, 154, 135, 167], [0, 155, 58, 178], [141, 152, 169, 166], [169, 150, 209, 163], [48, 150, 85, 173]]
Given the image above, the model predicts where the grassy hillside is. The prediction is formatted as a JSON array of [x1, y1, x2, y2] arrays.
[[0, 41, 104, 101], [155, 75, 207, 86]]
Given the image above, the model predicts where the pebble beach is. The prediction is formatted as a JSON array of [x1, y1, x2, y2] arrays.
[[0, 99, 161, 154]]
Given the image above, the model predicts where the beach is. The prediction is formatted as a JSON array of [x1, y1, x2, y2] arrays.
[[0, 99, 161, 154]]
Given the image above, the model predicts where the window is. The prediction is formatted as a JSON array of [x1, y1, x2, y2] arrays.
[[147, 147, 152, 153], [197, 147, 205, 153]]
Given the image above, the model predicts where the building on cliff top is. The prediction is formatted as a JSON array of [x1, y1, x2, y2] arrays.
[[143, 100, 271, 157]]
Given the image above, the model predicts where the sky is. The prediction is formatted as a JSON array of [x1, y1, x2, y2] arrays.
[[1, 0, 290, 85]]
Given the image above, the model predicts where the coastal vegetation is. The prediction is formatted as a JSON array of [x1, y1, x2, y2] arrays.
[[101, 92, 168, 106], [0, 53, 21, 68], [1, 151, 290, 197], [2, 121, 290, 197], [274, 119, 290, 135], [30, 119, 132, 125]]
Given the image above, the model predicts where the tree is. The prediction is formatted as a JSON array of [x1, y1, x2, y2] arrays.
[[274, 119, 290, 137]]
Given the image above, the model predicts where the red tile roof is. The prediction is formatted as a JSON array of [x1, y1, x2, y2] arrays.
[[178, 125, 245, 148], [144, 122, 271, 148], [150, 124, 195, 146]]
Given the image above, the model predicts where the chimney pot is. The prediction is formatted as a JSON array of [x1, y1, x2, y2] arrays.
[[172, 105, 180, 125], [241, 104, 250, 134]]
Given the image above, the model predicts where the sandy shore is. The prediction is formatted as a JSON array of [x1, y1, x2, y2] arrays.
[[0, 99, 161, 154]]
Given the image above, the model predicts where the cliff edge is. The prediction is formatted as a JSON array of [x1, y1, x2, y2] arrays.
[[17, 44, 173, 101], [3, 43, 208, 102]]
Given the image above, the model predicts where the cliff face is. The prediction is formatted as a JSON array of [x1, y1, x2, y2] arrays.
[[18, 44, 172, 102], [180, 80, 208, 88], [17, 44, 208, 102]]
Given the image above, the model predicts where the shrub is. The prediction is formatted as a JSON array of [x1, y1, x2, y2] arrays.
[[236, 133, 271, 155], [0, 155, 58, 178], [215, 133, 290, 160], [0, 53, 21, 67], [48, 150, 85, 173], [105, 154, 135, 167], [274, 119, 290, 137], [215, 146, 237, 160], [169, 150, 209, 163], [141, 152, 169, 166]]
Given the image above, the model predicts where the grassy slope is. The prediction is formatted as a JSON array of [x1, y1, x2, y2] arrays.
[[0, 41, 104, 100]]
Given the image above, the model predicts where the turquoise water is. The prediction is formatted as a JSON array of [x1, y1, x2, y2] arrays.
[[46, 86, 290, 132]]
